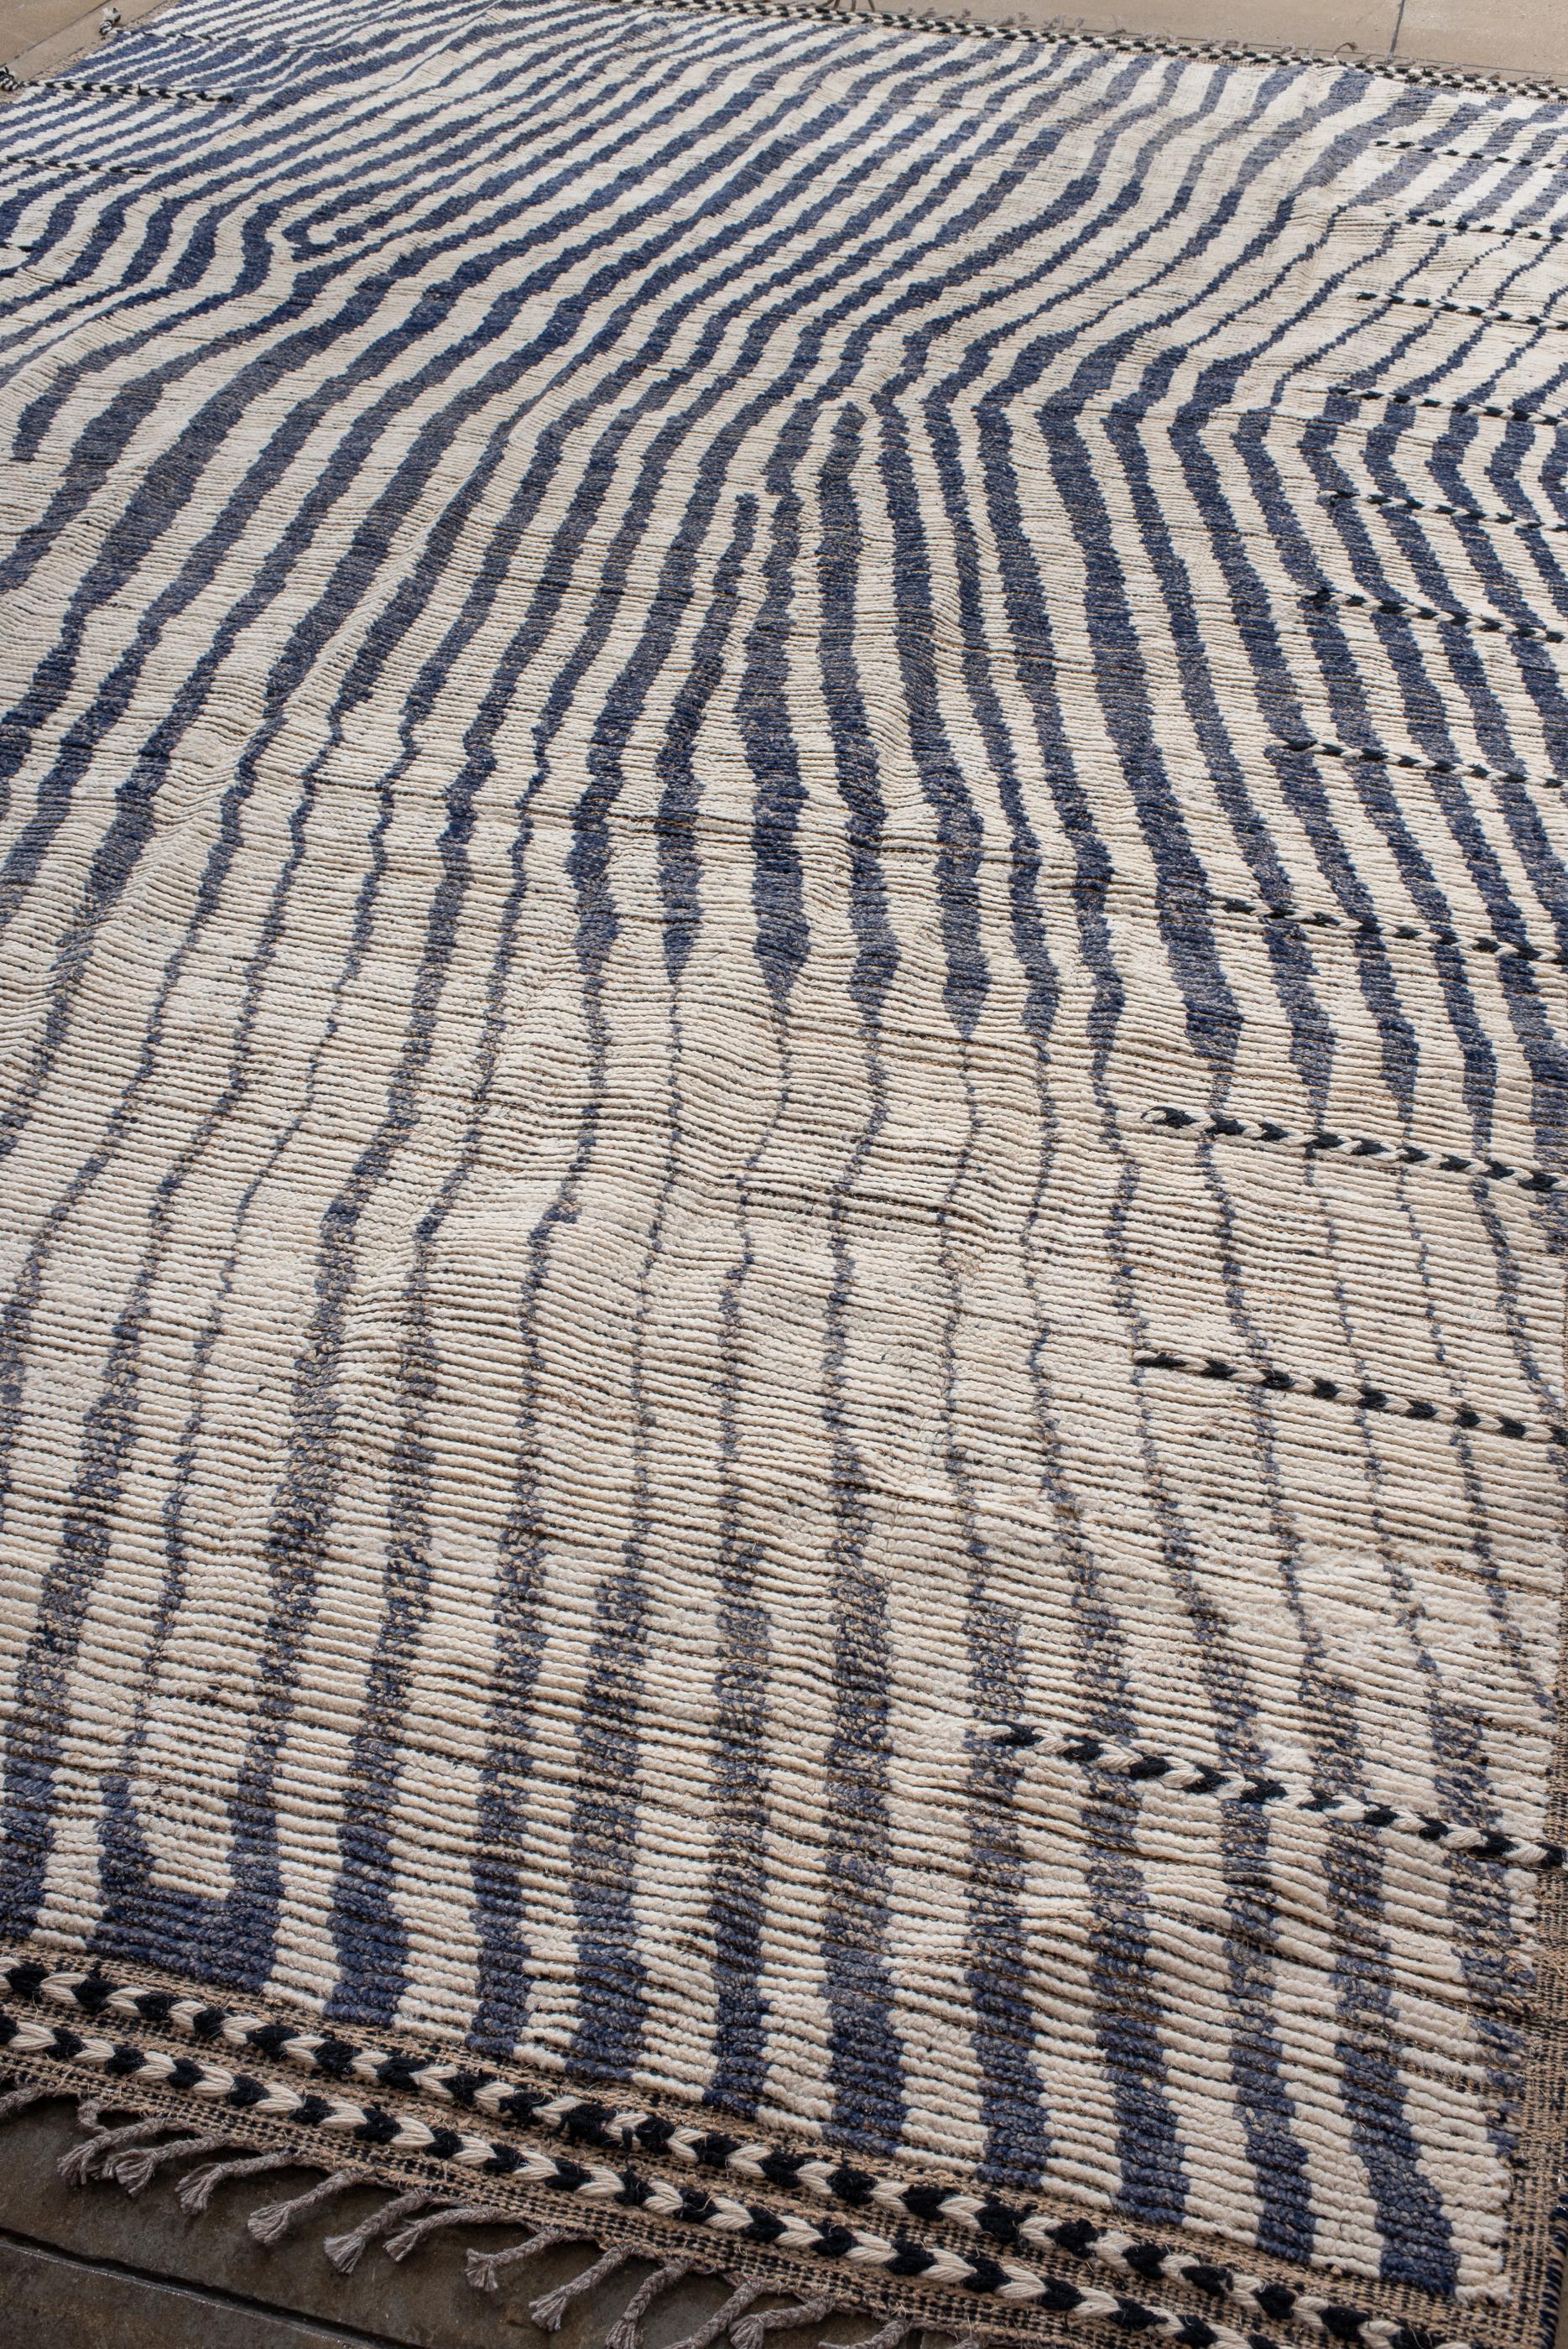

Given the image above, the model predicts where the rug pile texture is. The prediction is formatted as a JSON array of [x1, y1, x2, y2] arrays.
[[0, 3, 1565, 2345]]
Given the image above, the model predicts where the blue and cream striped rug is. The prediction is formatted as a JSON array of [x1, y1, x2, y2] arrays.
[[1, 2, 1565, 2345]]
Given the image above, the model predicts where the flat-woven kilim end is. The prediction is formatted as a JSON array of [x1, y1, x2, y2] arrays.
[[1, 3, 1566, 2346]]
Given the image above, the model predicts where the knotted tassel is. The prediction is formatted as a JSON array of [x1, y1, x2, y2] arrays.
[[59, 2116, 169, 2185], [604, 2259, 695, 2349], [832, 2322, 914, 2349], [467, 2223, 582, 2293], [178, 2150, 304, 2214], [529, 2243, 633, 2331], [0, 2086, 50, 2122], [664, 2277, 769, 2349], [383, 2201, 515, 2263], [103, 2131, 240, 2195], [324, 2188, 439, 2274], [732, 2294, 847, 2349], [248, 2169, 364, 2247]]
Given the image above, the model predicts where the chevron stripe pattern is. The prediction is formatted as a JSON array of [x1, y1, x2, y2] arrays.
[[0, 3, 1565, 2342]]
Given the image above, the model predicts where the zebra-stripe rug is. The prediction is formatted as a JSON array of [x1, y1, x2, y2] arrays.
[[0, 3, 1565, 2345]]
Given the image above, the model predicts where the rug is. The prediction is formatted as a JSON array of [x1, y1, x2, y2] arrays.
[[0, 1, 1565, 2344]]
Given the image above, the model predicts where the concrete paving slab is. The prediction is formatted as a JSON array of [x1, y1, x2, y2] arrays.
[[1392, 0, 1568, 77], [3, 0, 176, 86], [3, 2229, 404, 2349], [953, 0, 1402, 55]]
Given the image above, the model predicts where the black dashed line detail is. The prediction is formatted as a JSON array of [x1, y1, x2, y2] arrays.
[[1411, 210, 1568, 242], [1321, 481, 1568, 535], [1207, 887, 1566, 970], [992, 1724, 1565, 1870], [1142, 1102, 1562, 1194], [487, 0, 1568, 104], [1353, 285, 1568, 337], [1302, 585, 1565, 643], [1275, 726, 1554, 794], [39, 73, 239, 107], [1326, 383, 1568, 430], [1133, 1346, 1566, 1449], [1375, 137, 1568, 169], [0, 151, 152, 174]]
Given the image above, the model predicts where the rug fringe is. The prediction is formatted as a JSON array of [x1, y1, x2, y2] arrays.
[[324, 2187, 439, 2274], [530, 2242, 634, 2329], [248, 2169, 365, 2245], [1, 1973, 1467, 2349], [604, 2258, 696, 2349], [58, 2112, 169, 2185], [663, 2278, 768, 2349], [467, 2223, 585, 2292], [102, 2129, 241, 2195], [732, 2294, 851, 2349], [834, 2322, 916, 2349], [383, 2199, 516, 2261], [178, 2149, 305, 2213]]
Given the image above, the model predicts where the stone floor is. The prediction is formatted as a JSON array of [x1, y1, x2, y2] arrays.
[[1, 0, 1565, 2334]]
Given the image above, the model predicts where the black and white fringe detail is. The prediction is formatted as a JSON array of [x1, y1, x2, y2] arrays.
[[1302, 586, 1565, 645], [989, 1725, 1566, 1873], [30, 0, 1568, 107], [1140, 1103, 1562, 1195], [2, 2087, 860, 2349], [0, 1971, 1464, 2349], [0, 2005, 1278, 2349], [1133, 1345, 1567, 1450]]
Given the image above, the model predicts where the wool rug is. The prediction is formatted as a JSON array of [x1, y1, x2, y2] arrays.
[[0, 2, 1565, 2345]]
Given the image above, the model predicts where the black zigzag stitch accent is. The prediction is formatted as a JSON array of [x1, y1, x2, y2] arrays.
[[1204, 886, 1567, 971], [990, 1724, 1565, 1871], [39, 73, 239, 107], [1133, 1346, 1568, 1450], [1323, 482, 1568, 536], [1305, 591, 1558, 648], [1275, 727, 1547, 791], [1142, 1102, 1563, 1195], [0, 1964, 1465, 2349], [0, 2002, 1278, 2349], [1326, 383, 1568, 430], [1354, 286, 1568, 337], [1412, 211, 1568, 242], [1376, 136, 1568, 169], [0, 151, 151, 174], [1302, 586, 1565, 643]]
